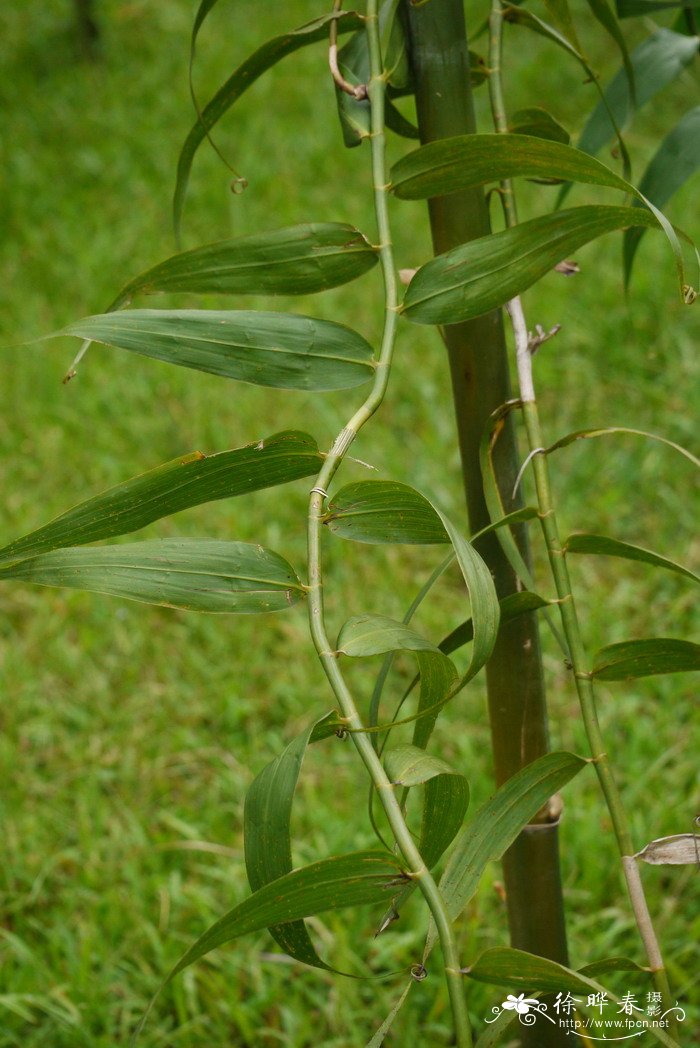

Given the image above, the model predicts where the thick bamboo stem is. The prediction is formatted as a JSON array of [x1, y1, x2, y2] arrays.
[[402, 0, 570, 1005]]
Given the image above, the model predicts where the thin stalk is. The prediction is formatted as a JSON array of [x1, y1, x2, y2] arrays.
[[403, 0, 570, 1001], [305, 7, 472, 1044], [488, 0, 674, 1020]]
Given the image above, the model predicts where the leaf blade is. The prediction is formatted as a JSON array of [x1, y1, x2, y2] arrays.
[[0, 539, 305, 614], [56, 310, 375, 392], [565, 532, 700, 584], [173, 12, 363, 238], [0, 431, 322, 565], [592, 638, 700, 680]]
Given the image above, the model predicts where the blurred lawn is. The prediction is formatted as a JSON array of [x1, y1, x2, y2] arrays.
[[0, 2, 698, 1046]]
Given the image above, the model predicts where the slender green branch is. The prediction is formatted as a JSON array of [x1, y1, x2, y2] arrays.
[[305, 6, 472, 1044], [488, 0, 675, 1025]]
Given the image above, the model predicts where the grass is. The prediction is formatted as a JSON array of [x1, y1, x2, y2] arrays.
[[0, 1, 698, 1045]]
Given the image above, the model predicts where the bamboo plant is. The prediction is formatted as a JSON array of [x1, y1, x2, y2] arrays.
[[5, 1, 700, 1045]]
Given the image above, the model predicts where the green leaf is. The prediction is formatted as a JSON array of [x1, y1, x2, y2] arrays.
[[541, 0, 582, 49], [390, 133, 632, 199], [509, 107, 570, 144], [592, 638, 700, 680], [440, 591, 550, 657], [0, 432, 322, 566], [426, 752, 586, 953], [578, 956, 650, 977], [578, 30, 699, 159], [173, 11, 363, 239], [337, 615, 443, 658], [584, 0, 635, 108], [337, 614, 459, 743], [166, 851, 404, 984], [402, 205, 671, 326], [565, 532, 700, 584], [545, 425, 700, 469], [325, 481, 447, 544], [112, 224, 379, 309], [625, 107, 700, 284], [384, 744, 461, 787], [55, 310, 375, 392], [0, 540, 305, 613], [365, 983, 412, 1048], [325, 481, 536, 545], [466, 947, 606, 993], [244, 713, 346, 970], [468, 951, 676, 1048], [617, 0, 700, 18]]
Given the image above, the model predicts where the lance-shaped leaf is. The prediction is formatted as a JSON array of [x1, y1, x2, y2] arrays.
[[377, 747, 469, 927], [625, 107, 700, 284], [337, 615, 460, 744], [173, 11, 363, 238], [425, 752, 586, 954], [565, 533, 700, 584], [465, 949, 677, 1047], [325, 481, 447, 544], [544, 425, 700, 469], [402, 206, 673, 327], [440, 591, 550, 657], [584, 0, 635, 106], [635, 834, 700, 865], [365, 982, 413, 1048], [0, 432, 322, 567], [509, 107, 570, 144], [592, 638, 700, 680], [390, 133, 634, 199], [110, 224, 378, 310], [578, 956, 650, 977], [0, 539, 305, 614], [55, 310, 375, 392], [162, 851, 404, 993], [244, 713, 349, 971], [578, 29, 699, 159]]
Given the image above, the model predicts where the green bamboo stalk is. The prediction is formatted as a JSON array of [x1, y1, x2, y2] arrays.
[[401, 0, 570, 1011], [305, 6, 472, 1043]]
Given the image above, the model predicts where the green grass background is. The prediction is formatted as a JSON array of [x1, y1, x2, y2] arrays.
[[0, 1, 698, 1045]]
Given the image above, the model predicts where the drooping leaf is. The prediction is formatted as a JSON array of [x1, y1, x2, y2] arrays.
[[166, 851, 404, 985], [592, 638, 700, 679], [365, 982, 413, 1047], [635, 834, 700, 865], [509, 107, 570, 144], [173, 11, 363, 239], [578, 956, 650, 977], [544, 425, 700, 469], [625, 107, 700, 284], [578, 30, 699, 159], [337, 615, 459, 743], [541, 0, 582, 49], [55, 310, 375, 392], [325, 481, 537, 545], [502, 5, 632, 178], [325, 481, 447, 544], [0, 431, 321, 566], [617, 0, 700, 19], [402, 205, 684, 326], [0, 540, 305, 613], [439, 591, 550, 657], [244, 713, 347, 970], [384, 744, 461, 787], [390, 133, 632, 200], [468, 951, 676, 1048], [425, 752, 586, 953], [378, 748, 469, 924], [584, 0, 635, 107], [565, 533, 700, 584], [111, 224, 379, 309]]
